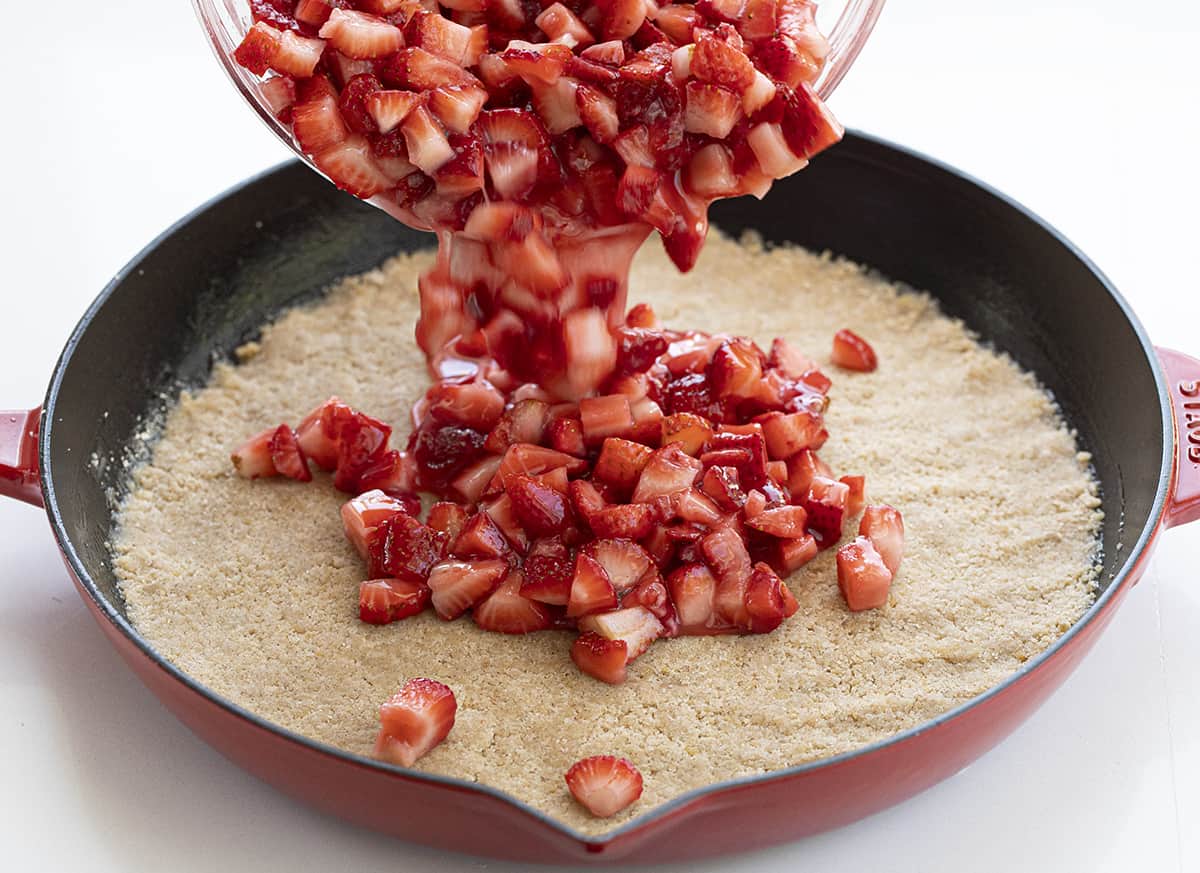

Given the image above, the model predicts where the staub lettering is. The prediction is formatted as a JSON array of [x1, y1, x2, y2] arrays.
[[1180, 383, 1200, 465], [1181, 379, 1200, 398]]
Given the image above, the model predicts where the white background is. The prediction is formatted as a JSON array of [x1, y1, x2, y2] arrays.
[[1, 1, 1197, 870]]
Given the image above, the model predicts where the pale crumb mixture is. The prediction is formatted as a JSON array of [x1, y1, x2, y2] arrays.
[[113, 233, 1102, 834]]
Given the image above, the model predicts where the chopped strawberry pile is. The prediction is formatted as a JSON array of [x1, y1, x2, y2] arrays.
[[232, 311, 905, 685], [232, 0, 843, 399]]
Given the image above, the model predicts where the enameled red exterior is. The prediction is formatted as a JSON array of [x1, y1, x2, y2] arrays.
[[0, 407, 43, 507], [1158, 348, 1200, 528]]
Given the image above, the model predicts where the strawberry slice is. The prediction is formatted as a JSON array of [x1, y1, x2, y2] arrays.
[[582, 538, 652, 593], [473, 570, 556, 633], [505, 473, 570, 537], [319, 9, 404, 59], [450, 510, 511, 558], [578, 606, 664, 660], [859, 504, 904, 574], [426, 558, 508, 619], [570, 632, 629, 684], [566, 552, 619, 617], [427, 501, 469, 542], [564, 755, 643, 817], [342, 489, 411, 557], [831, 328, 878, 372], [359, 578, 432, 624], [744, 504, 807, 538], [631, 444, 703, 503], [836, 536, 893, 611], [231, 427, 280, 479], [374, 678, 457, 767], [593, 438, 654, 495], [803, 475, 849, 547]]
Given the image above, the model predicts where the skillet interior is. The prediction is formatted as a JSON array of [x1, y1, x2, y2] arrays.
[[44, 132, 1164, 646]]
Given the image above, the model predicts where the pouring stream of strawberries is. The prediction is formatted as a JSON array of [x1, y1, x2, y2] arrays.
[[227, 0, 903, 812]]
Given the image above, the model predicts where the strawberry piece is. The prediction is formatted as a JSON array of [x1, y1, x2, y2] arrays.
[[840, 474, 866, 516], [774, 80, 843, 159], [319, 9, 404, 59], [582, 539, 652, 593], [683, 81, 742, 138], [804, 475, 850, 547], [328, 406, 394, 492], [755, 34, 816, 90], [359, 578, 431, 624], [366, 89, 422, 134], [531, 76, 583, 134], [831, 328, 878, 372], [567, 552, 619, 617], [581, 39, 626, 65], [615, 327, 668, 377], [570, 632, 629, 684], [427, 501, 469, 542], [260, 75, 297, 119], [859, 504, 904, 574], [652, 4, 699, 42], [295, 397, 342, 470], [579, 395, 635, 443], [776, 533, 818, 572], [785, 448, 830, 500], [402, 104, 455, 174], [338, 73, 382, 135], [667, 562, 732, 635], [483, 493, 530, 553], [521, 545, 575, 604], [489, 444, 588, 494], [596, 0, 647, 39], [631, 444, 703, 503], [368, 513, 450, 582], [383, 46, 481, 90], [561, 309, 619, 400], [593, 438, 654, 495], [259, 424, 309, 481], [342, 489, 412, 558], [588, 502, 656, 540], [836, 536, 893, 611], [450, 454, 502, 503], [473, 570, 555, 633], [548, 416, 587, 457], [673, 488, 723, 526], [709, 339, 765, 402], [766, 459, 789, 488], [374, 678, 457, 767], [736, 0, 777, 39], [701, 525, 752, 588], [404, 11, 481, 66], [536, 3, 595, 49], [450, 510, 510, 558], [746, 121, 807, 179], [426, 558, 508, 619], [315, 135, 394, 197], [564, 755, 643, 817], [501, 40, 572, 85], [291, 79, 350, 154], [411, 419, 488, 492], [505, 474, 569, 537], [701, 465, 746, 512], [759, 410, 824, 459], [743, 488, 767, 518], [231, 427, 280, 479], [703, 430, 769, 488], [743, 562, 788, 633], [579, 605, 664, 659], [295, 0, 338, 26], [660, 413, 713, 456], [425, 378, 506, 431], [744, 504, 807, 538], [691, 27, 755, 91], [576, 83, 620, 143], [484, 399, 550, 454], [626, 568, 679, 637], [234, 22, 282, 76], [428, 85, 489, 134]]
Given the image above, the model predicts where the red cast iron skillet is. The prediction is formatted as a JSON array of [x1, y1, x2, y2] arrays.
[[3, 132, 1199, 863]]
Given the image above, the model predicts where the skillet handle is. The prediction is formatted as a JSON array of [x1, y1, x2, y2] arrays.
[[1157, 348, 1200, 528], [0, 407, 43, 507]]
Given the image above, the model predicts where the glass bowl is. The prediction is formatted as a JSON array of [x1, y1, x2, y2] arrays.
[[193, 0, 887, 219]]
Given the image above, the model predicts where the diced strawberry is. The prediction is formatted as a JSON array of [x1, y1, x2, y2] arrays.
[[561, 308, 619, 400], [631, 444, 703, 503], [567, 552, 619, 616], [673, 488, 723, 526], [329, 406, 394, 492], [360, 578, 431, 624], [473, 570, 555, 633], [651, 4, 699, 42], [450, 454, 502, 503], [368, 513, 450, 582], [683, 81, 742, 138], [263, 424, 311, 481], [735, 0, 777, 38], [701, 524, 752, 587], [234, 22, 282, 75], [590, 438, 651, 497], [747, 121, 807, 179], [375, 678, 457, 767], [426, 501, 469, 542], [401, 104, 455, 174], [337, 72, 382, 135], [319, 8, 404, 58], [837, 536, 893, 611], [775, 80, 843, 159], [548, 416, 587, 457], [404, 11, 479, 66], [531, 76, 584, 134], [755, 34, 816, 90], [767, 337, 814, 378], [575, 83, 620, 144], [564, 755, 643, 817], [521, 547, 575, 604], [315, 134, 394, 197], [591, 501, 655, 540], [426, 558, 508, 619], [831, 328, 878, 372], [803, 475, 849, 547], [660, 413, 712, 456], [483, 493, 531, 552], [366, 89, 421, 133], [581, 39, 626, 65], [840, 474, 866, 516], [291, 81, 350, 154], [295, 0, 337, 26], [667, 562, 733, 635], [427, 85, 488, 134], [578, 605, 664, 659], [489, 444, 587, 495], [424, 378, 505, 432], [571, 632, 629, 684], [231, 427, 279, 479], [535, 3, 595, 48], [776, 532, 818, 572], [683, 142, 738, 198], [859, 504, 904, 574], [759, 410, 824, 459], [596, 0, 647, 39], [383, 46, 481, 91], [450, 510, 510, 558], [505, 474, 569, 537], [260, 75, 297, 119], [701, 465, 745, 512], [342, 489, 411, 557], [742, 488, 767, 519], [703, 430, 769, 488], [626, 568, 679, 636], [766, 459, 789, 487], [483, 399, 549, 454], [582, 538, 652, 593], [743, 561, 789, 633], [501, 40, 572, 85], [578, 396, 634, 444], [691, 27, 755, 91], [785, 448, 830, 500]]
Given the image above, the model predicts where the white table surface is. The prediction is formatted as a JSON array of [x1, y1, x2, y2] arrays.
[[2, 2, 1197, 870]]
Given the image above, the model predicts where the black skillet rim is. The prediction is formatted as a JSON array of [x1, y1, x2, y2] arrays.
[[37, 131, 1176, 849]]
